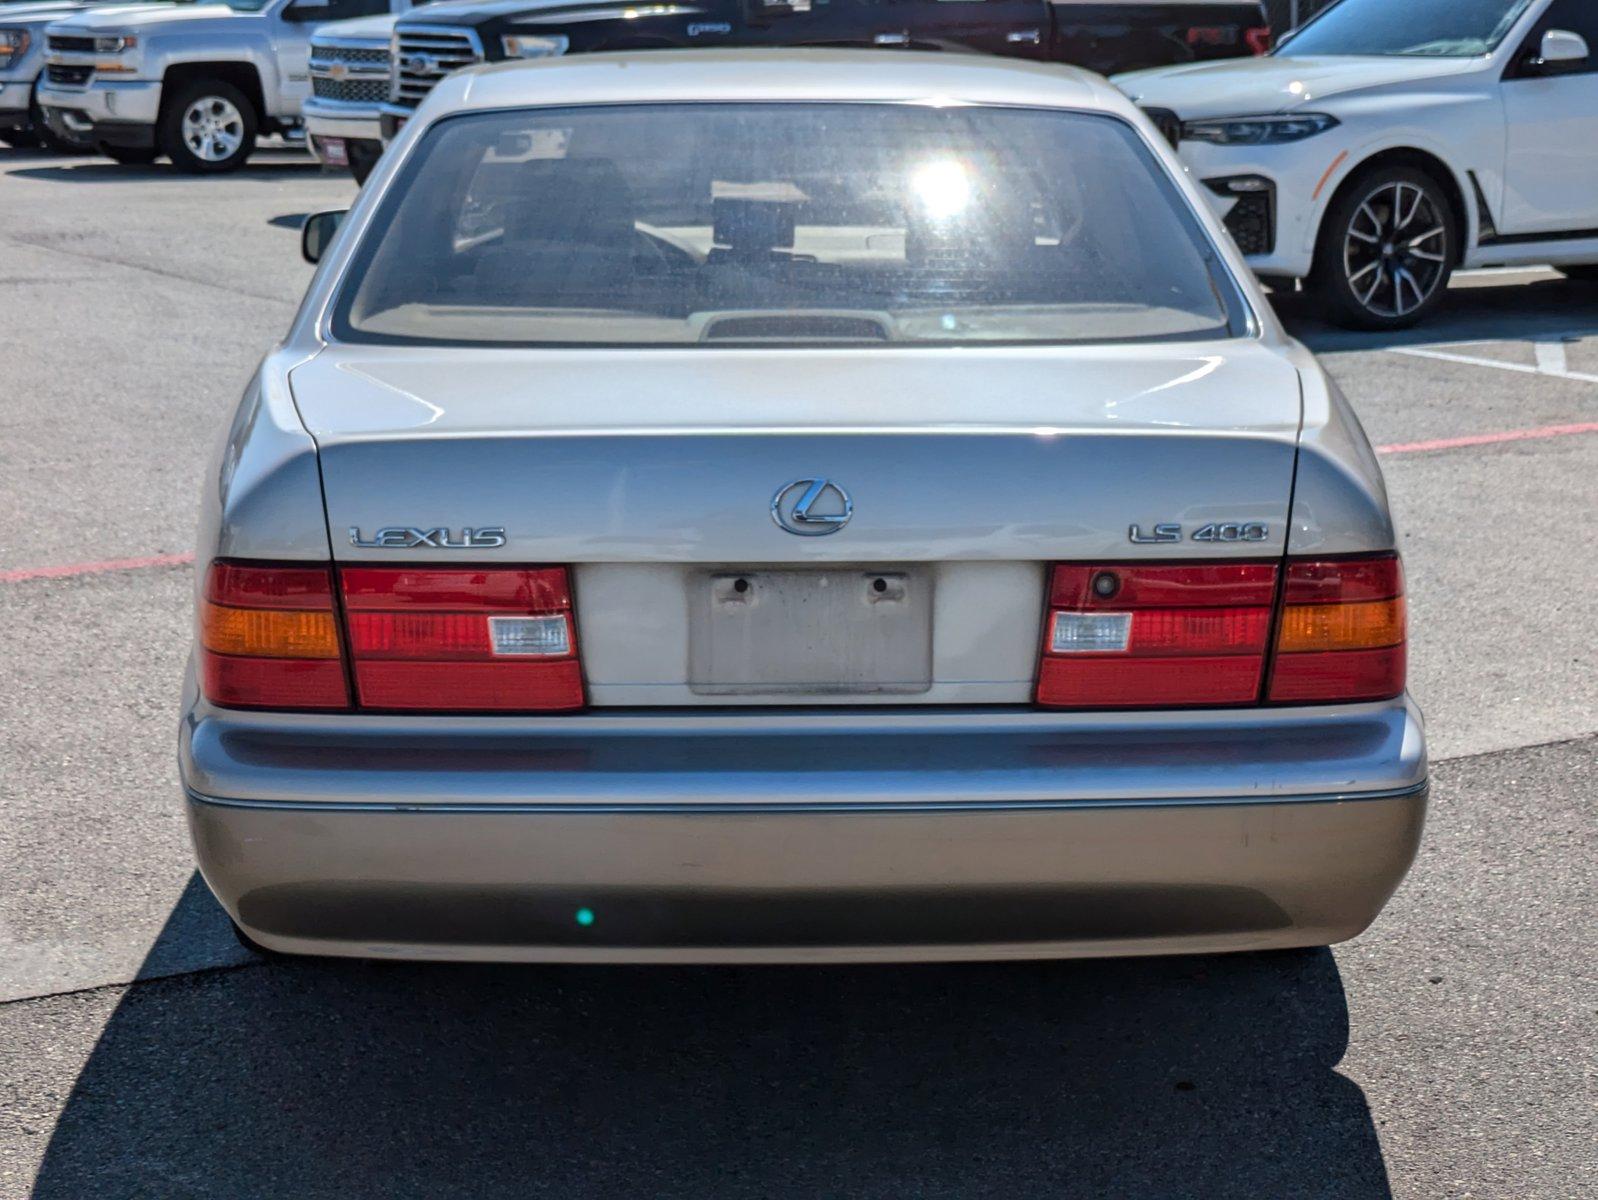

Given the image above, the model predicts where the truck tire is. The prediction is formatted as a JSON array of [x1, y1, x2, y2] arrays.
[[1308, 164, 1457, 332], [159, 78, 257, 174], [347, 138, 382, 185]]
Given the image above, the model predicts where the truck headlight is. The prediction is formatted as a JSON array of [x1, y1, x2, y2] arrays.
[[0, 28, 29, 68], [1181, 113, 1339, 146], [501, 34, 568, 58], [90, 34, 136, 53]]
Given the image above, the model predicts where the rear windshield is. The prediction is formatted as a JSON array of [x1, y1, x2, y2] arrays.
[[332, 103, 1244, 348]]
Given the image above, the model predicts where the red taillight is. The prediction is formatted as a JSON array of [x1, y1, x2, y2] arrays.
[[1036, 563, 1278, 708], [340, 567, 584, 712], [200, 562, 349, 710], [1268, 555, 1405, 703], [1245, 25, 1272, 55], [1035, 554, 1407, 709]]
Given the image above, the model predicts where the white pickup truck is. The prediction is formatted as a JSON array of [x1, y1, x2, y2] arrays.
[[36, 0, 405, 171]]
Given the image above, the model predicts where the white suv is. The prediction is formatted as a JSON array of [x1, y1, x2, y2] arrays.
[[1117, 0, 1598, 329]]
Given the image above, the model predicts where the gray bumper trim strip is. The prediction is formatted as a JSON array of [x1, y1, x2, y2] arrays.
[[185, 779, 1429, 817]]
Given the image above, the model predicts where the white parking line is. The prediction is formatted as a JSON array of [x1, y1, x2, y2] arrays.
[[1533, 340, 1571, 376], [1390, 333, 1598, 384]]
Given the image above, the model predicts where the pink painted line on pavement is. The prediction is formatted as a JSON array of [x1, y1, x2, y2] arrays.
[[1378, 422, 1598, 457], [1, 423, 1594, 585], [0, 551, 195, 584]]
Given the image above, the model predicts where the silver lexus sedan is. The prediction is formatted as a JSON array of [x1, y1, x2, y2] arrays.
[[180, 49, 1426, 963]]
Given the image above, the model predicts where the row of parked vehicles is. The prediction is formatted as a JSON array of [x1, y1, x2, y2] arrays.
[[3, 0, 1597, 329], [0, 0, 1271, 169]]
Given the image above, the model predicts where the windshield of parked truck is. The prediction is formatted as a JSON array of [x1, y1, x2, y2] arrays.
[[1278, 0, 1535, 57], [333, 103, 1244, 348]]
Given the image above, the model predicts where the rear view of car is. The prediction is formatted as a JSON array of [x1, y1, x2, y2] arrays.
[[182, 51, 1425, 963]]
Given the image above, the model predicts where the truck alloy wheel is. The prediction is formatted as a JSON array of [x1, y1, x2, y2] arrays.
[[182, 96, 246, 163], [159, 79, 257, 173]]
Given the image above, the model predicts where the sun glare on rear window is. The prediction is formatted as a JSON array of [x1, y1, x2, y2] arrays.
[[332, 103, 1243, 348]]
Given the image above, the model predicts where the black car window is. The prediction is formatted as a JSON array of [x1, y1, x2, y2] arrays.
[[334, 103, 1245, 348], [1512, 0, 1598, 76]]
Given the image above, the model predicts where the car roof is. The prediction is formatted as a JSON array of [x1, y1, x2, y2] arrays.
[[425, 48, 1131, 118]]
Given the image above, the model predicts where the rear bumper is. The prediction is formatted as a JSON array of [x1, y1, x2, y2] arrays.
[[181, 692, 1428, 962]]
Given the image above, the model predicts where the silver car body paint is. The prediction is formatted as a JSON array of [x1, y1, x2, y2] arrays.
[[183, 50, 1423, 962]]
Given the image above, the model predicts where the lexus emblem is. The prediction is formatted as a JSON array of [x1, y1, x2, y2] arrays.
[[771, 478, 852, 536]]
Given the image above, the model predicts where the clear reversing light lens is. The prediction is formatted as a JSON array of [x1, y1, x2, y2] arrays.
[[489, 614, 571, 657], [1050, 612, 1132, 654], [340, 566, 584, 712], [1036, 563, 1279, 709]]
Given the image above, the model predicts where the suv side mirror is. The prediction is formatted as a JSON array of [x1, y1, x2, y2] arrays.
[[1529, 28, 1590, 71], [301, 209, 347, 264]]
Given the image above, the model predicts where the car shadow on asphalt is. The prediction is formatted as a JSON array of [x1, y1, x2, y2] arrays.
[[8, 155, 322, 185], [29, 874, 1393, 1199], [1277, 274, 1598, 353]]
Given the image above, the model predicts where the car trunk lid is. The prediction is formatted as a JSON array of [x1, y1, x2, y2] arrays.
[[291, 342, 1302, 705]]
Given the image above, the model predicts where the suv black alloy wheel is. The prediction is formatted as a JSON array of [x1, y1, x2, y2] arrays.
[[1312, 165, 1457, 331]]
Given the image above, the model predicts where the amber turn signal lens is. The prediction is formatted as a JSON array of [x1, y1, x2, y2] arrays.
[[201, 602, 341, 659], [1277, 597, 1405, 653]]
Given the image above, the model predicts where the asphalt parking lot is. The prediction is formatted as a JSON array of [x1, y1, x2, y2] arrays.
[[1, 148, 1594, 1199]]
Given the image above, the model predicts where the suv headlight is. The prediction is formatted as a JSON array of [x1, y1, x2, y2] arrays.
[[1181, 113, 1339, 146], [0, 28, 29, 69], [501, 34, 568, 58]]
